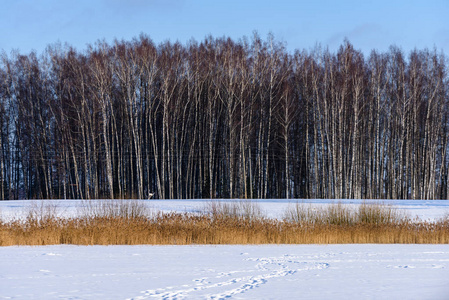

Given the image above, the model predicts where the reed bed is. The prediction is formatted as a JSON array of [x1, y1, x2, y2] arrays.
[[0, 200, 448, 246], [283, 201, 409, 225]]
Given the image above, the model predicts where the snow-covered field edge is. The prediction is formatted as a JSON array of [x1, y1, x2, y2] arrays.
[[1, 198, 449, 221]]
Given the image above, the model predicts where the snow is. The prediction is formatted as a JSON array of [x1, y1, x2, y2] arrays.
[[1, 199, 449, 299], [1, 198, 449, 221], [1, 244, 449, 299]]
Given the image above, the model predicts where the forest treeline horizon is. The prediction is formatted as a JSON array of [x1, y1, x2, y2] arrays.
[[0, 33, 448, 200]]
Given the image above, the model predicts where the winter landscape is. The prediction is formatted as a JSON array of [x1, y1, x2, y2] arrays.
[[1, 199, 449, 299], [2, 0, 449, 299]]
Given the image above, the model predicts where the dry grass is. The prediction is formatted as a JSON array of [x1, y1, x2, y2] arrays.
[[283, 201, 408, 225], [204, 200, 264, 221], [77, 199, 151, 219], [0, 200, 448, 246]]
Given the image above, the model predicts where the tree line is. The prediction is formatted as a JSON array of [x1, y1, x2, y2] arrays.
[[0, 34, 448, 200]]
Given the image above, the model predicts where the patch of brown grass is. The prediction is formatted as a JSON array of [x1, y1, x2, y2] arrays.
[[0, 200, 448, 246], [204, 200, 264, 221], [77, 199, 151, 219], [283, 201, 408, 225]]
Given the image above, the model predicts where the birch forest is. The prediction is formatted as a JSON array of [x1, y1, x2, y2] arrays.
[[0, 34, 448, 200]]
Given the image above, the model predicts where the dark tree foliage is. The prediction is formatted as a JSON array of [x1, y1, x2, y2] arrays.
[[0, 34, 448, 200]]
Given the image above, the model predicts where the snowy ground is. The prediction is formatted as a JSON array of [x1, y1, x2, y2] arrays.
[[1, 198, 449, 221], [1, 199, 449, 299], [1, 244, 449, 299]]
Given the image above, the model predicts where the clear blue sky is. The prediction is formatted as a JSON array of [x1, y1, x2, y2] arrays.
[[1, 0, 448, 56]]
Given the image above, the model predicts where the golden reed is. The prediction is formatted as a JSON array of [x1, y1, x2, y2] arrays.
[[0, 200, 448, 246]]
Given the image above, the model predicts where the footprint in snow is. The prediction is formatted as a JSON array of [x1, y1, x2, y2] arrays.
[[128, 256, 329, 300]]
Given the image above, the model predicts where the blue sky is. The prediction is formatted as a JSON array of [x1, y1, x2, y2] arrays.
[[1, 0, 448, 56]]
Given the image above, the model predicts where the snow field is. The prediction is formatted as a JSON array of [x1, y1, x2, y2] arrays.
[[1, 198, 449, 221], [1, 244, 449, 299], [1, 199, 449, 299]]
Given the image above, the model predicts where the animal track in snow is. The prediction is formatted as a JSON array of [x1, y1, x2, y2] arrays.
[[129, 255, 329, 300]]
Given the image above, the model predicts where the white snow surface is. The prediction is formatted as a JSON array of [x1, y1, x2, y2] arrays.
[[1, 199, 449, 299], [1, 198, 449, 221], [1, 244, 449, 299]]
